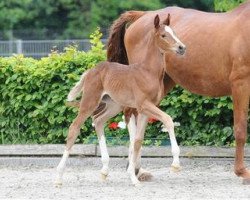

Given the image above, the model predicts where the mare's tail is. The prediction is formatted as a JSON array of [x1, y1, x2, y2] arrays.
[[107, 11, 145, 64], [67, 70, 89, 102]]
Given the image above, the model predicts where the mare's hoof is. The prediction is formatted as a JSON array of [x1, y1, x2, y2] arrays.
[[170, 164, 182, 172], [138, 171, 153, 182], [101, 173, 108, 181], [242, 178, 250, 185]]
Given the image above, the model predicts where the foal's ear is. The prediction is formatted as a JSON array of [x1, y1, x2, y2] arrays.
[[163, 13, 171, 26], [154, 14, 160, 29]]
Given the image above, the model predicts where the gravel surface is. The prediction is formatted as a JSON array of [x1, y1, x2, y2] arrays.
[[0, 157, 250, 200]]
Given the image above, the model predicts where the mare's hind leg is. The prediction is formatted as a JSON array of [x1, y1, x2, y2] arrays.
[[93, 99, 122, 180], [55, 88, 103, 186]]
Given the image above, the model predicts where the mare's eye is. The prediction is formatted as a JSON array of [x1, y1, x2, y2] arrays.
[[161, 35, 166, 38]]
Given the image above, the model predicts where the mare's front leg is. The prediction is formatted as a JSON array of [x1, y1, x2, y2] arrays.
[[140, 101, 181, 170], [127, 114, 148, 186], [231, 75, 250, 184]]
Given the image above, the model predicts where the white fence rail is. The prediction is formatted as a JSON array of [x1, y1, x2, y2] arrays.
[[0, 39, 107, 58]]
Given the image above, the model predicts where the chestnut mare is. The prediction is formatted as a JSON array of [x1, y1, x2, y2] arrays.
[[55, 14, 186, 186], [106, 2, 250, 184]]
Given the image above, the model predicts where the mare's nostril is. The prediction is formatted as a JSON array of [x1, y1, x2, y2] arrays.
[[179, 45, 183, 50]]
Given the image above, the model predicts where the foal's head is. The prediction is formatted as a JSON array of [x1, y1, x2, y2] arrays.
[[154, 14, 186, 55]]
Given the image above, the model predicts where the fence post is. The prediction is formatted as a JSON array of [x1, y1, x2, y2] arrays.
[[16, 39, 23, 54], [8, 41, 13, 56]]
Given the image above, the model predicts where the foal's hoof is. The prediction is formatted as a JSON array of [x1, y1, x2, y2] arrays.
[[132, 180, 141, 187], [54, 180, 63, 187], [242, 178, 250, 185], [101, 173, 108, 181], [170, 164, 182, 172]]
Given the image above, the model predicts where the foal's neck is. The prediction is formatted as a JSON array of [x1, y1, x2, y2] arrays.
[[142, 32, 165, 77]]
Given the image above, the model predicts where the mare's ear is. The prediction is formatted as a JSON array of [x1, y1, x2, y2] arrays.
[[154, 14, 160, 29], [163, 13, 171, 26]]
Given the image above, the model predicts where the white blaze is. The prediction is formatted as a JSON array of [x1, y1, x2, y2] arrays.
[[164, 26, 185, 47]]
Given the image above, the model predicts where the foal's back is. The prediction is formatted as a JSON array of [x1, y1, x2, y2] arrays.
[[88, 60, 164, 107]]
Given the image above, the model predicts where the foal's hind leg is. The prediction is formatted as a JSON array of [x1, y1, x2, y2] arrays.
[[93, 100, 122, 180], [55, 90, 103, 186]]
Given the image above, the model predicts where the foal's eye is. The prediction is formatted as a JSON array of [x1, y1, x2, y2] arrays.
[[161, 35, 166, 38]]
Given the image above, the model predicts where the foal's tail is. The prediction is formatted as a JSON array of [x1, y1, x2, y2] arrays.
[[107, 11, 145, 64], [67, 71, 89, 102]]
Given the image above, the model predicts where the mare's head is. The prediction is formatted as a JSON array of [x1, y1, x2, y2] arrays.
[[154, 14, 186, 55]]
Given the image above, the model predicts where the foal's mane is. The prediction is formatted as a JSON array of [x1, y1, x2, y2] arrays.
[[107, 11, 145, 65]]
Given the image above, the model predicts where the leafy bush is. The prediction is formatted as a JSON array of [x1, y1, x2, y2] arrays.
[[0, 29, 248, 146], [0, 29, 105, 144], [160, 89, 235, 146], [214, 0, 245, 12]]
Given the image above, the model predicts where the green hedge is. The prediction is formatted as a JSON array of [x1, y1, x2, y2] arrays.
[[0, 30, 248, 146], [0, 30, 105, 144]]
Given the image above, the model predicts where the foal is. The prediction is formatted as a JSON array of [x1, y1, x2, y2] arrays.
[[55, 14, 186, 186]]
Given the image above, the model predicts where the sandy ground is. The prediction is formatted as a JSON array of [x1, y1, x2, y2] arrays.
[[0, 157, 250, 200]]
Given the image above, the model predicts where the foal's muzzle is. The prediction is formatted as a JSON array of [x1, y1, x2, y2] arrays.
[[177, 44, 186, 55]]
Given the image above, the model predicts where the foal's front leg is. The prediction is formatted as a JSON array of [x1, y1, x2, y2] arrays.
[[127, 114, 148, 186], [126, 113, 153, 181], [141, 101, 181, 170]]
